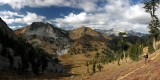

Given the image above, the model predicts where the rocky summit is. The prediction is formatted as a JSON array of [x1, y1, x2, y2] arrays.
[[15, 22, 71, 56]]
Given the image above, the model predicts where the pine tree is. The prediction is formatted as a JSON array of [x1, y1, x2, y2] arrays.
[[128, 43, 143, 61], [118, 32, 127, 62], [143, 0, 160, 51]]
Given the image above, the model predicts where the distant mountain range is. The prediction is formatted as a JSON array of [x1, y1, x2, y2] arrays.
[[95, 28, 146, 37]]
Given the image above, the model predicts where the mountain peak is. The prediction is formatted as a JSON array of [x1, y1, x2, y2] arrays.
[[69, 26, 101, 40], [31, 22, 51, 26], [28, 22, 52, 31], [77, 26, 92, 31], [15, 22, 71, 55]]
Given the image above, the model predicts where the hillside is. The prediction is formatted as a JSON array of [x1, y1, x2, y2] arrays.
[[120, 49, 160, 80], [0, 18, 66, 78], [0, 17, 17, 69], [14, 27, 27, 36], [69, 26, 104, 40], [56, 48, 160, 80], [68, 26, 110, 55], [85, 49, 160, 80]]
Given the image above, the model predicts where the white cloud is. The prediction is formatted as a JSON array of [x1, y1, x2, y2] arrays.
[[23, 12, 46, 25], [123, 4, 151, 24], [53, 12, 110, 29], [55, 12, 90, 24], [9, 25, 23, 30], [78, 0, 98, 12], [53, 0, 160, 33], [0, 11, 24, 19], [0, 0, 160, 33], [0, 0, 100, 12], [0, 11, 46, 29]]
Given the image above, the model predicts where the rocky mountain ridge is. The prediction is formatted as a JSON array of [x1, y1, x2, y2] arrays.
[[15, 22, 71, 56], [0, 18, 65, 75]]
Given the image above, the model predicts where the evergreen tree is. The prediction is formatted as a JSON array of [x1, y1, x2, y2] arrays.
[[143, 0, 160, 51], [128, 43, 143, 61], [147, 39, 155, 53], [101, 49, 115, 64], [118, 32, 127, 62]]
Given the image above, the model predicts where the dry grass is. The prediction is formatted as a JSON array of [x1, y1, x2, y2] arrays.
[[2, 47, 160, 80], [123, 49, 160, 80], [58, 49, 160, 80]]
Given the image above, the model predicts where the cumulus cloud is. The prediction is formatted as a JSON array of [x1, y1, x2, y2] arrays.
[[0, 0, 70, 9], [0, 0, 100, 12], [53, 0, 160, 33], [123, 4, 151, 24], [0, 0, 160, 32], [77, 0, 98, 12], [0, 11, 46, 29], [53, 12, 110, 29], [23, 12, 46, 25], [54, 12, 90, 24]]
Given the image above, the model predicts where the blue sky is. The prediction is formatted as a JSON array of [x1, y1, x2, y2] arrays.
[[0, 0, 159, 33]]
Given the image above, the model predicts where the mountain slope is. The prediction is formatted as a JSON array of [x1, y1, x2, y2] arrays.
[[14, 22, 71, 55], [121, 49, 160, 80], [81, 49, 160, 80], [0, 17, 18, 69], [0, 18, 67, 76], [68, 26, 109, 55], [14, 27, 27, 36], [69, 27, 104, 40]]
